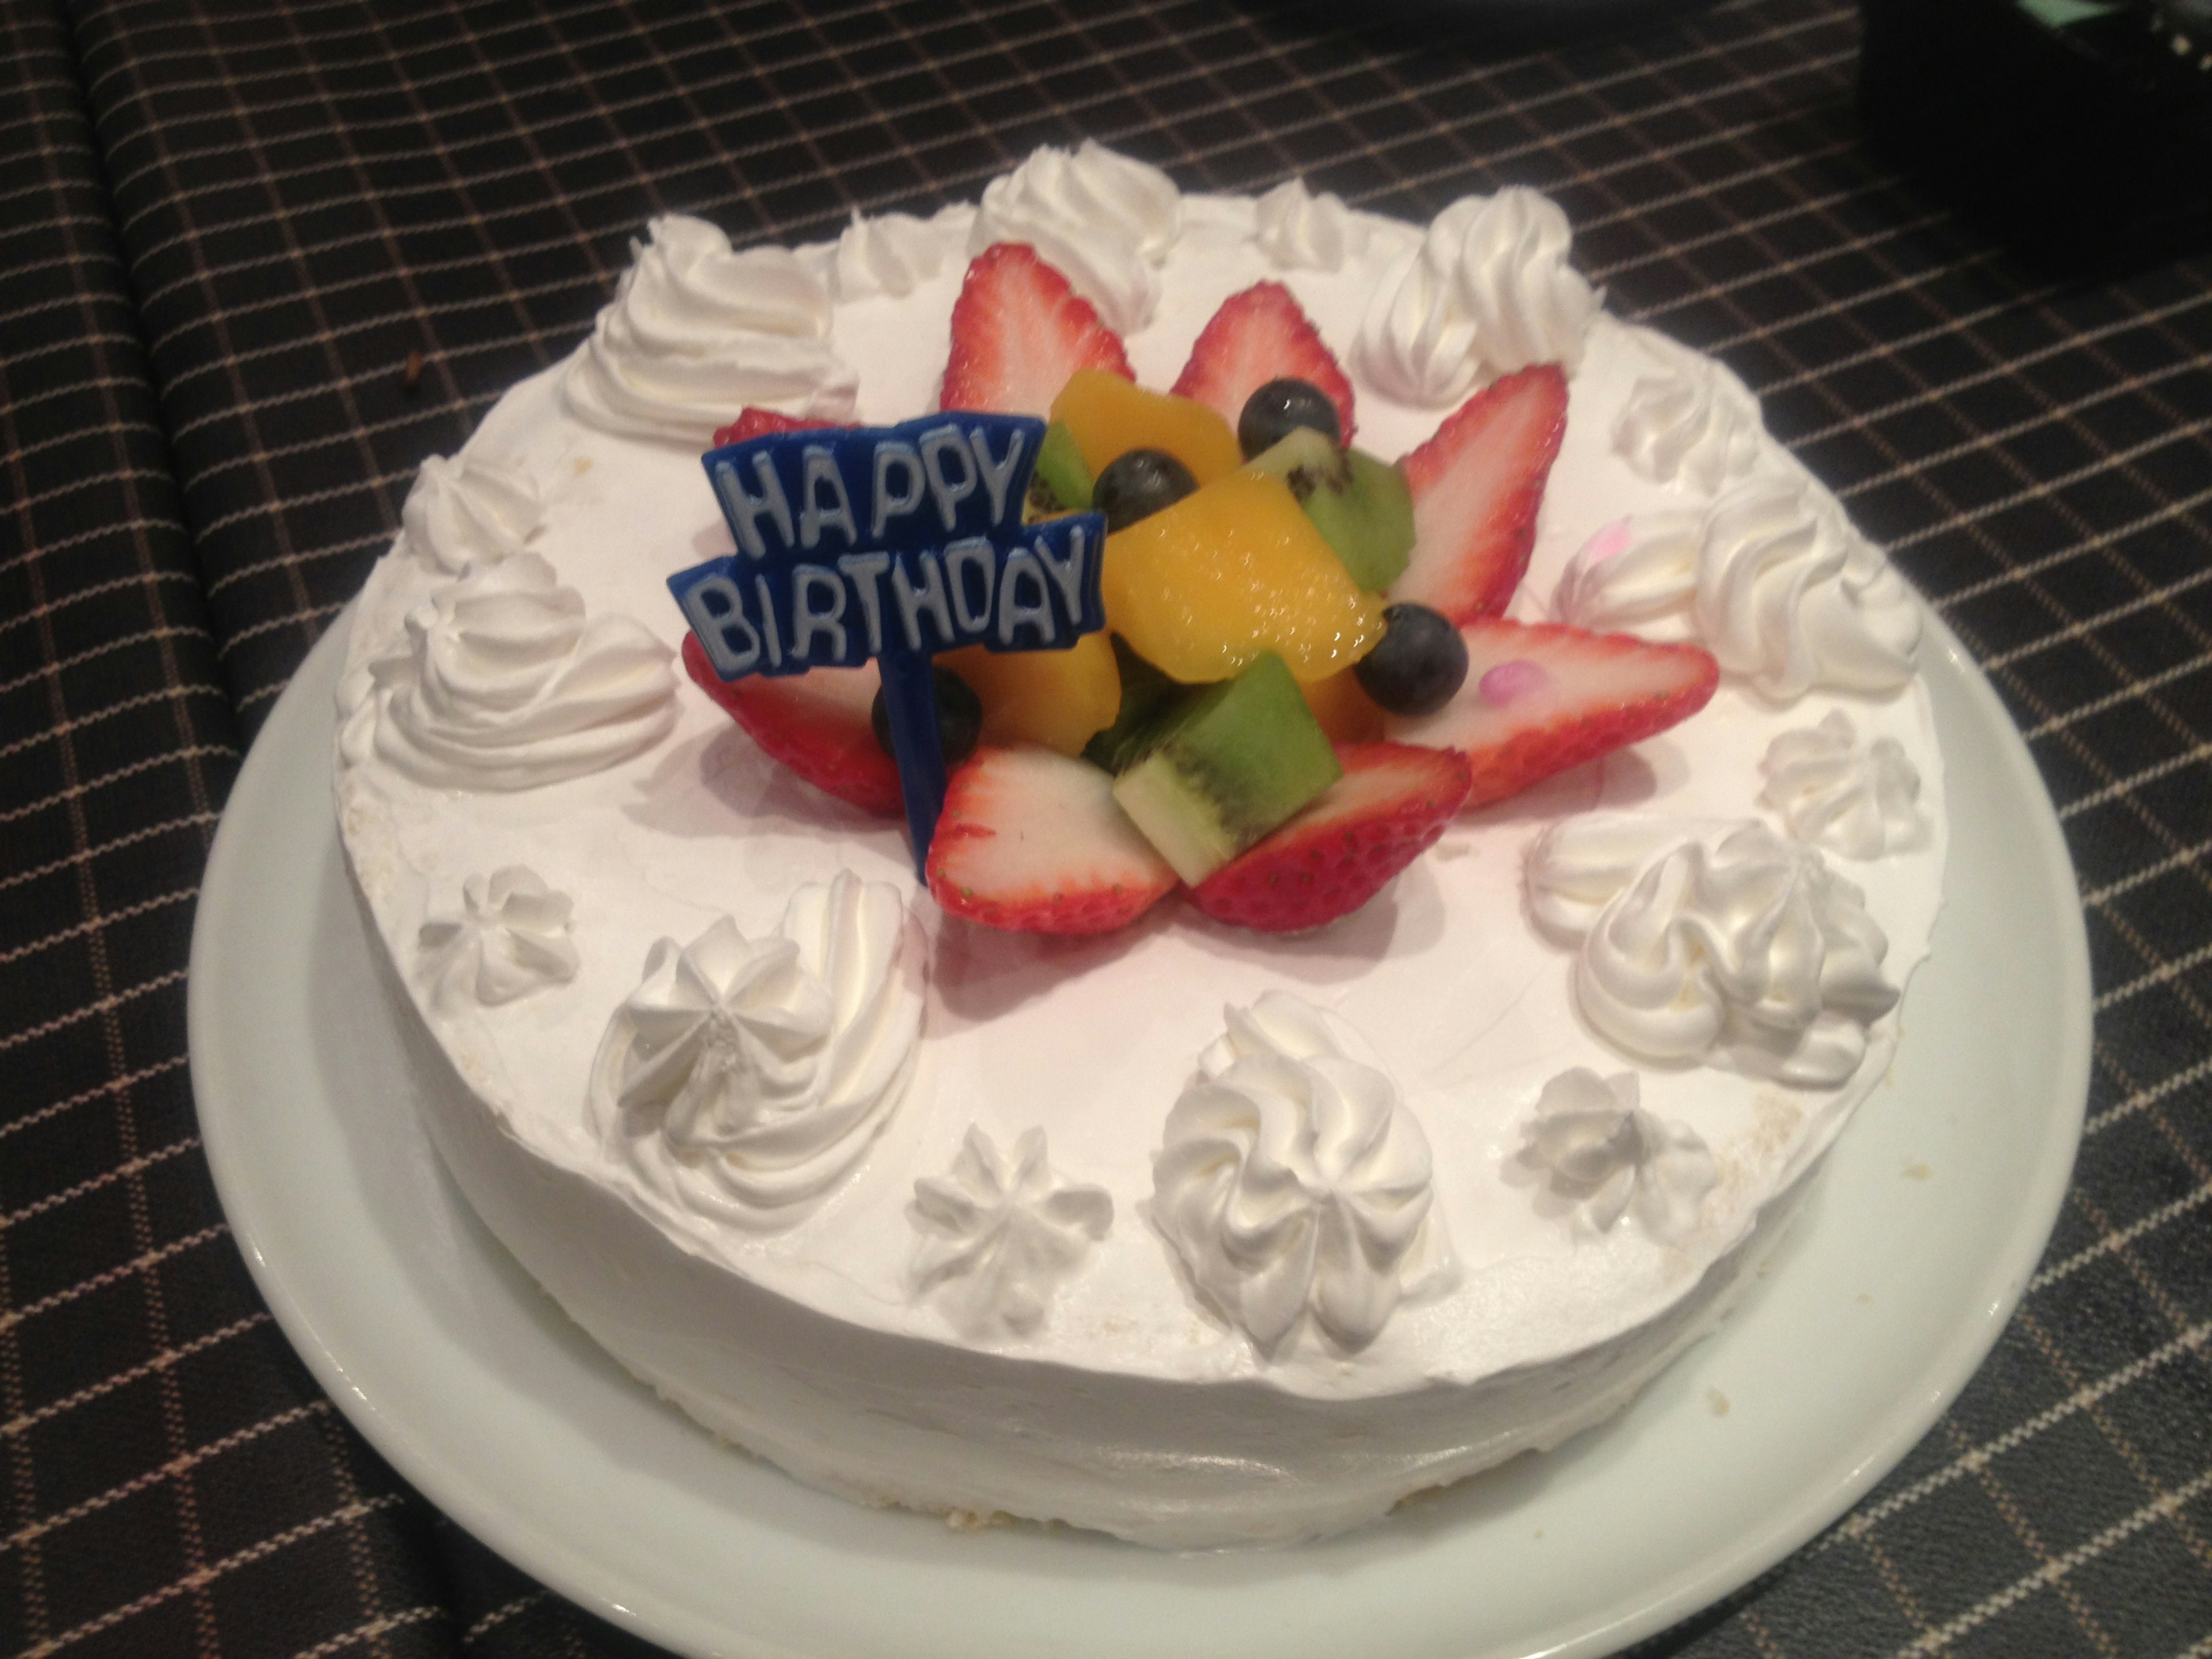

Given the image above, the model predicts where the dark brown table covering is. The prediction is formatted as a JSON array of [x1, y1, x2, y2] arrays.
[[3, 0, 2209, 1652]]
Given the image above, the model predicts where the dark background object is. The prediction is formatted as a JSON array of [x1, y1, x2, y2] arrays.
[[1860, 0, 2212, 272]]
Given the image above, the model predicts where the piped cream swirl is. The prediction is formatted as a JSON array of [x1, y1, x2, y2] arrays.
[[1520, 1067, 1716, 1244], [592, 873, 923, 1229], [1760, 710, 1928, 859], [417, 866, 579, 1014], [1353, 187, 1600, 406], [564, 215, 858, 445], [911, 1126, 1112, 1339], [1528, 815, 1900, 1088], [402, 453, 540, 575], [832, 204, 969, 300], [1696, 474, 1921, 702], [1552, 472, 1921, 703], [1611, 329, 1766, 495], [1551, 513, 1703, 638], [1153, 994, 1453, 1357], [337, 554, 676, 790], [970, 141, 1181, 332], [1252, 177, 1367, 272]]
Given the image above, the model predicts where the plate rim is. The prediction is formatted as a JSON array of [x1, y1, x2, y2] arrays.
[[189, 601, 2090, 1659]]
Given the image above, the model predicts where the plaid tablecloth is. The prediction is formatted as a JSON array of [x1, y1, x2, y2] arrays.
[[4, 0, 2209, 1653]]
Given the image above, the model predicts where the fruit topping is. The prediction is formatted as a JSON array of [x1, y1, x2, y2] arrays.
[[1081, 637, 1190, 774], [1109, 652, 1342, 887], [1029, 420, 1094, 515], [1386, 618, 1719, 807], [1093, 448, 1199, 533], [927, 746, 1178, 935], [1237, 377, 1342, 457], [940, 244, 1133, 416], [1298, 667, 1386, 745], [681, 634, 900, 816], [1187, 742, 1473, 933], [940, 631, 1122, 758], [1051, 368, 1241, 488], [711, 408, 838, 446], [1172, 281, 1357, 446], [1101, 470, 1385, 685], [870, 663, 984, 770], [1392, 364, 1569, 625], [1354, 603, 1469, 718], [1244, 426, 1415, 593]]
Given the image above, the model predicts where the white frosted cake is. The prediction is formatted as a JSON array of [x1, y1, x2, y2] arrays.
[[334, 144, 1945, 1550]]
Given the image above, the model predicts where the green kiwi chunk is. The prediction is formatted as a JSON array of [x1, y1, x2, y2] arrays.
[[1025, 419, 1095, 520], [1081, 637, 1191, 774], [1244, 427, 1415, 592], [1109, 652, 1342, 887]]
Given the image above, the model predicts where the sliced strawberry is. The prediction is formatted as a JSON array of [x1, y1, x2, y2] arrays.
[[711, 408, 839, 447], [1171, 281, 1356, 445], [1386, 619, 1719, 808], [927, 746, 1176, 935], [1188, 743, 1472, 934], [940, 244, 1134, 416], [1391, 365, 1569, 624], [681, 634, 901, 816]]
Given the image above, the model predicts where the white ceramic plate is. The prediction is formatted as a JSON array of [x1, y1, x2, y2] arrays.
[[190, 605, 2089, 1659]]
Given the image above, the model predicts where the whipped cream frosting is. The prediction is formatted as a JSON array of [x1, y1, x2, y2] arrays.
[[1529, 814, 1901, 1087], [1762, 709, 1929, 859], [591, 873, 921, 1229], [1353, 186, 1600, 406], [564, 215, 858, 445], [1553, 470, 1921, 703], [1153, 995, 1453, 1356], [401, 453, 541, 575], [417, 865, 579, 1014], [335, 154, 1949, 1548], [336, 553, 676, 791], [1521, 1067, 1717, 1244], [970, 140, 1180, 333], [910, 1124, 1112, 1339], [832, 204, 969, 301], [1611, 328, 1767, 495], [1252, 177, 1368, 272]]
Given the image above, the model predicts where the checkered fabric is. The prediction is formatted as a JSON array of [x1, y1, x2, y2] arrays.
[[2, 0, 2207, 1652]]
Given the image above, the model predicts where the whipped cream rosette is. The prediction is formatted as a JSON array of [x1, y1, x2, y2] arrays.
[[338, 552, 676, 790], [969, 139, 1181, 332], [565, 215, 858, 444]]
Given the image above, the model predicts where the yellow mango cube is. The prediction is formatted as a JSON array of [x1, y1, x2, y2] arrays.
[[940, 631, 1123, 757], [1051, 369, 1242, 487], [1101, 472, 1385, 684]]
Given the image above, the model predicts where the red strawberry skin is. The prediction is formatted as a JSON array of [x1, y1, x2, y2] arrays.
[[1188, 743, 1472, 934], [681, 634, 902, 816], [940, 244, 1134, 416], [1171, 281, 1356, 444], [711, 408, 838, 447], [928, 747, 1176, 935], [1392, 365, 1569, 624], [1388, 619, 1719, 808]]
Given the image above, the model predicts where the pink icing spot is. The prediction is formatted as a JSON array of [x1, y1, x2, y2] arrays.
[[1479, 660, 1552, 707], [1577, 517, 1635, 566]]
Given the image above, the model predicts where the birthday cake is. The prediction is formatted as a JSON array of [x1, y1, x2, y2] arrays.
[[334, 143, 1945, 1549]]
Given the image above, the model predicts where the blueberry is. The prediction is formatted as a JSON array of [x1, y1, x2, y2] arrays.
[[871, 665, 984, 767], [1092, 448, 1198, 533], [1354, 604, 1468, 718], [1237, 377, 1342, 458]]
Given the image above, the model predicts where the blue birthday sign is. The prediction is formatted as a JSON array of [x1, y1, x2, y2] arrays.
[[670, 412, 1108, 874]]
